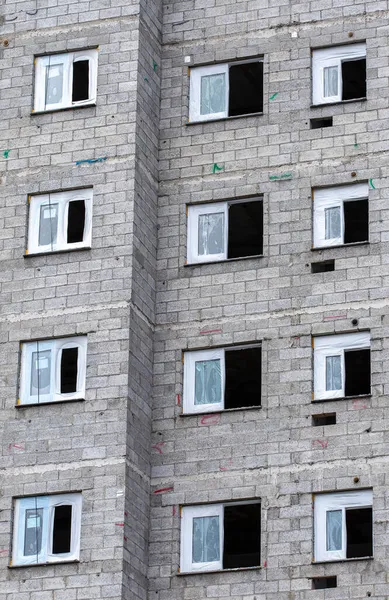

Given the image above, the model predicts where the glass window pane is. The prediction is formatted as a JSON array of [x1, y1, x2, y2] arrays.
[[200, 73, 226, 115], [24, 508, 44, 557], [31, 350, 52, 396], [194, 359, 222, 405], [46, 64, 64, 105], [39, 204, 58, 246], [198, 213, 224, 256], [326, 355, 342, 391], [192, 515, 220, 563], [325, 206, 341, 240], [323, 65, 338, 97], [326, 509, 342, 551]]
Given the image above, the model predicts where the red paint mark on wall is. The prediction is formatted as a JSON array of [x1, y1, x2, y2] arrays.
[[0, 549, 8, 555], [153, 487, 174, 495], [312, 439, 329, 449], [200, 413, 220, 426], [220, 460, 233, 472], [8, 443, 25, 452], [177, 394, 181, 406], [172, 506, 177, 516], [115, 522, 124, 527], [152, 442, 165, 454], [263, 560, 267, 568], [323, 314, 347, 321], [353, 399, 368, 410], [200, 329, 222, 335]]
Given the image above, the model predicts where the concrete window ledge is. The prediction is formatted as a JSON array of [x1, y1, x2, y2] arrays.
[[177, 566, 262, 576]]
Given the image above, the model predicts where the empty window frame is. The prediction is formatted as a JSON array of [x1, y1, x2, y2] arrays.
[[34, 50, 98, 112], [19, 336, 87, 405], [313, 183, 368, 248], [180, 501, 261, 573], [187, 199, 263, 264], [189, 59, 263, 122], [183, 345, 261, 414], [313, 332, 370, 401], [312, 43, 366, 105], [12, 493, 82, 566], [314, 490, 373, 562], [27, 189, 93, 255]]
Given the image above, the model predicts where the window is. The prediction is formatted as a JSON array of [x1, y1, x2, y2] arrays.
[[12, 493, 82, 566], [183, 345, 261, 414], [312, 43, 366, 105], [27, 189, 93, 255], [34, 50, 98, 112], [313, 332, 370, 401], [314, 490, 373, 562], [313, 183, 368, 248], [187, 199, 263, 264], [19, 336, 87, 405], [180, 501, 260, 573], [189, 59, 263, 122]]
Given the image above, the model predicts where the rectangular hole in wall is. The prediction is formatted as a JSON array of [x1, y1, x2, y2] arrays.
[[312, 413, 336, 426], [67, 200, 86, 244], [344, 348, 370, 397], [72, 60, 89, 102], [229, 62, 263, 117], [224, 347, 261, 409], [61, 348, 78, 393], [312, 576, 337, 590], [223, 503, 260, 569], [52, 505, 72, 554], [344, 199, 368, 244], [341, 58, 366, 101], [310, 117, 333, 129], [311, 260, 335, 273], [346, 507, 373, 558], [228, 201, 263, 259]]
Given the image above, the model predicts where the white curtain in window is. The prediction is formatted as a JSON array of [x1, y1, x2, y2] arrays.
[[326, 510, 342, 551], [192, 516, 220, 563], [200, 73, 226, 115], [325, 206, 341, 240], [198, 213, 225, 256], [325, 355, 342, 391], [194, 359, 222, 405], [323, 65, 338, 98]]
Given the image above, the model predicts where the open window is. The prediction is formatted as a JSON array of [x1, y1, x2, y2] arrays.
[[183, 345, 261, 414], [19, 336, 87, 405], [12, 493, 82, 566], [314, 490, 373, 562], [313, 332, 370, 401], [187, 198, 263, 264], [312, 43, 366, 105], [180, 501, 260, 573], [34, 50, 98, 112], [27, 189, 93, 255], [189, 59, 263, 122], [313, 183, 368, 248]]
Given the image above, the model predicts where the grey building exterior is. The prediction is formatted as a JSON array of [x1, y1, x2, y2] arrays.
[[1, 0, 389, 599]]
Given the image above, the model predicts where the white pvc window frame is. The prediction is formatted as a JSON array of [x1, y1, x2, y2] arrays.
[[313, 332, 370, 401], [27, 189, 93, 255], [314, 490, 373, 562], [183, 349, 225, 414], [20, 336, 87, 405], [313, 183, 368, 248], [12, 493, 82, 566], [187, 203, 228, 263], [312, 43, 366, 105], [34, 49, 98, 112]]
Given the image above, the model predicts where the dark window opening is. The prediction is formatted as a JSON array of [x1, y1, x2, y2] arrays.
[[229, 62, 263, 117], [24, 508, 43, 557], [72, 60, 89, 102], [312, 576, 337, 590], [60, 347, 78, 394], [341, 58, 366, 101], [344, 348, 370, 397], [311, 260, 335, 273], [310, 117, 333, 129], [344, 199, 368, 244], [228, 201, 263, 259], [52, 505, 72, 554], [312, 413, 336, 426], [346, 507, 373, 558], [225, 347, 261, 410], [223, 503, 260, 569], [67, 200, 86, 244]]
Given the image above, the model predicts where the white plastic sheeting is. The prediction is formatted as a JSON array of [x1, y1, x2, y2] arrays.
[[313, 183, 368, 248], [12, 493, 82, 566], [181, 504, 223, 573], [183, 349, 225, 414], [313, 331, 370, 400], [312, 43, 366, 105], [314, 490, 372, 562], [187, 203, 228, 264], [189, 64, 229, 122]]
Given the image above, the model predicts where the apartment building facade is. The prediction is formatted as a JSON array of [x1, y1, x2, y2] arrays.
[[1, 0, 389, 599]]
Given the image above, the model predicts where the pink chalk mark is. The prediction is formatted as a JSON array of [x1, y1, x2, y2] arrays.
[[172, 506, 177, 516], [200, 413, 220, 426], [353, 399, 368, 410], [200, 329, 222, 335], [0, 549, 8, 555], [115, 522, 124, 527], [323, 314, 347, 321], [263, 560, 267, 568], [177, 394, 181, 406], [8, 442, 25, 452], [154, 487, 174, 495], [152, 442, 165, 454], [220, 460, 233, 472], [313, 439, 329, 449]]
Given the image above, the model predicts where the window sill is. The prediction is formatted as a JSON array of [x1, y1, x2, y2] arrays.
[[180, 405, 262, 417], [24, 247, 91, 258], [187, 112, 264, 126], [312, 556, 373, 565], [311, 241, 369, 251], [16, 398, 85, 409], [185, 254, 264, 267], [310, 97, 367, 109], [178, 565, 261, 576], [32, 103, 96, 115], [9, 559, 80, 569], [312, 394, 371, 403]]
